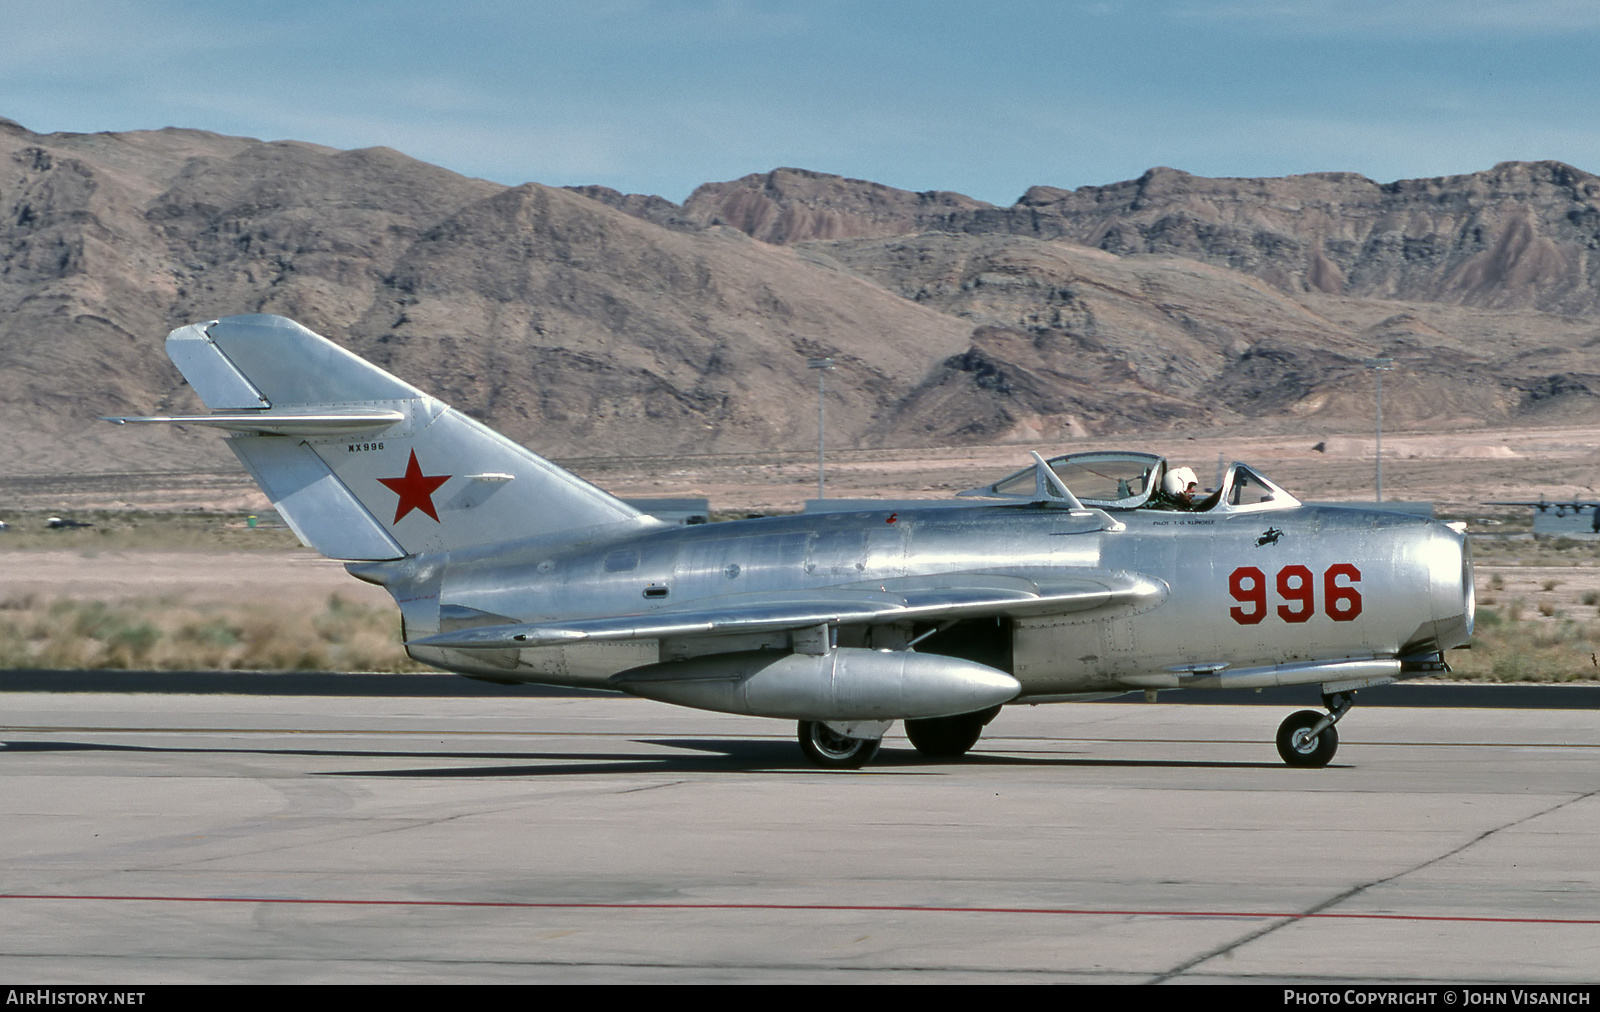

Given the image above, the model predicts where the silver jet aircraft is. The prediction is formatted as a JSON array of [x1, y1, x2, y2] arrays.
[[109, 315, 1476, 769]]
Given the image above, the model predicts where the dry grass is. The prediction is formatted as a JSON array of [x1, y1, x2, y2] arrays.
[[0, 593, 422, 671], [1470, 537, 1600, 567], [0, 510, 302, 551], [1446, 605, 1600, 682]]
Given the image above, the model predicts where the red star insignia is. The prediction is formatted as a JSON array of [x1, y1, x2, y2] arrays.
[[377, 450, 451, 524]]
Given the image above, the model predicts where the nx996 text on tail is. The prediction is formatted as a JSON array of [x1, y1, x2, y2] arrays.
[[109, 315, 1475, 768]]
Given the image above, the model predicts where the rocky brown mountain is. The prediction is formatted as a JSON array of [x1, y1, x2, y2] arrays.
[[1007, 162, 1600, 317], [580, 163, 1600, 443], [4, 115, 1600, 479], [573, 168, 996, 244], [633, 162, 1600, 317], [0, 119, 967, 474]]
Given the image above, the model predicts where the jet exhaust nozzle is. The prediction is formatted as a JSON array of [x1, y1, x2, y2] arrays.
[[609, 648, 1021, 721]]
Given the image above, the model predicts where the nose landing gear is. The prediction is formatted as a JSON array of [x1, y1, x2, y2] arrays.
[[1276, 690, 1355, 768]]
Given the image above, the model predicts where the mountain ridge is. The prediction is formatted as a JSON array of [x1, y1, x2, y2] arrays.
[[3, 116, 1599, 477]]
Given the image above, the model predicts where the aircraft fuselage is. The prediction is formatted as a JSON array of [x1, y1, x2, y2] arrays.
[[369, 501, 1473, 697]]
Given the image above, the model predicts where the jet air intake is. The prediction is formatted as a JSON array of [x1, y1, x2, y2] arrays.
[[610, 648, 1022, 721]]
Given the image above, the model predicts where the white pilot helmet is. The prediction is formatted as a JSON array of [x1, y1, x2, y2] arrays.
[[1161, 466, 1199, 496]]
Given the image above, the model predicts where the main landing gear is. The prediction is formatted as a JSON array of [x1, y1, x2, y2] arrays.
[[798, 707, 1004, 769], [798, 720, 883, 769], [1276, 690, 1355, 768], [904, 706, 1002, 759]]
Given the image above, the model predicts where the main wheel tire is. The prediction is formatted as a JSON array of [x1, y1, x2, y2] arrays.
[[798, 720, 881, 769], [1276, 709, 1339, 768], [904, 709, 992, 759]]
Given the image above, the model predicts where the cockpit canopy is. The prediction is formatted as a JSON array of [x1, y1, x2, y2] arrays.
[[965, 452, 1162, 509], [959, 451, 1300, 514]]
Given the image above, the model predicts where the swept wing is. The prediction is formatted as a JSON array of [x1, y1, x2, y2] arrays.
[[407, 569, 1167, 649]]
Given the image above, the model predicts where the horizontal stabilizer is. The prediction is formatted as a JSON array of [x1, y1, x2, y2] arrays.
[[102, 410, 405, 436], [407, 570, 1167, 649]]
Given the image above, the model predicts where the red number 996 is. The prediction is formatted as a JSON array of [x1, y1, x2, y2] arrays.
[[1229, 564, 1362, 624]]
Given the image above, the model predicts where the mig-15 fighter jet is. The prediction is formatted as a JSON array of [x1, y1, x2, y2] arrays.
[[108, 316, 1475, 769]]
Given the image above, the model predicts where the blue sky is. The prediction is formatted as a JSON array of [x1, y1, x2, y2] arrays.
[[4, 0, 1598, 205]]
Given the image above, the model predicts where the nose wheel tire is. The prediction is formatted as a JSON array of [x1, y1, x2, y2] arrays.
[[798, 720, 881, 769], [1276, 709, 1339, 768]]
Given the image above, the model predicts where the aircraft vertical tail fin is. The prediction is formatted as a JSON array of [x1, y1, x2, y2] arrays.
[[123, 315, 649, 560]]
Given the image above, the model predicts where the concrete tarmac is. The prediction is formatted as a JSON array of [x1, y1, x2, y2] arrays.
[[1, 693, 1596, 984]]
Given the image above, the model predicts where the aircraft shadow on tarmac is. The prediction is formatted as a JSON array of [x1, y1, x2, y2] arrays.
[[1, 738, 1290, 775]]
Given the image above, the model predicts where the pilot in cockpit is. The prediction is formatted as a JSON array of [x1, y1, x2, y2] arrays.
[[1152, 465, 1220, 511]]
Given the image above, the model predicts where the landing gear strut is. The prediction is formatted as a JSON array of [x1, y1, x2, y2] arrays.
[[1276, 690, 1354, 768], [797, 720, 882, 769]]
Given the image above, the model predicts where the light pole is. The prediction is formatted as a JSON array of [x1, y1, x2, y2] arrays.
[[807, 357, 834, 500], [1366, 357, 1395, 502]]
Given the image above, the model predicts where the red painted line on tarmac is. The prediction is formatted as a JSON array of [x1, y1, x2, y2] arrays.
[[1, 894, 1596, 925]]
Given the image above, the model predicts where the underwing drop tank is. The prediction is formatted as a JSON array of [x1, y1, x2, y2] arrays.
[[610, 648, 1022, 721]]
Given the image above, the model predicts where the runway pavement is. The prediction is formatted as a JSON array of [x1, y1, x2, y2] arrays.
[[1, 691, 1596, 983], [5, 669, 1599, 707]]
